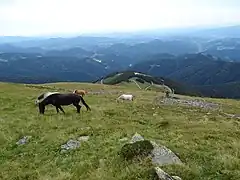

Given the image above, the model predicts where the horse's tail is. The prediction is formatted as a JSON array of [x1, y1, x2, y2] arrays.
[[80, 96, 91, 111]]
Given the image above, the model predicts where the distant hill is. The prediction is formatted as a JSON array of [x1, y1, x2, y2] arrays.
[[195, 81, 240, 99], [202, 38, 240, 62], [0, 53, 113, 84], [191, 25, 240, 38], [93, 71, 202, 96], [1, 30, 240, 99], [95, 39, 199, 65], [130, 53, 240, 86], [7, 36, 120, 51], [0, 36, 43, 44], [130, 53, 240, 98]]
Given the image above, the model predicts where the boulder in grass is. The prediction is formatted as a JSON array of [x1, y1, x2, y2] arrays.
[[120, 132, 183, 166], [151, 141, 183, 166], [120, 140, 154, 160]]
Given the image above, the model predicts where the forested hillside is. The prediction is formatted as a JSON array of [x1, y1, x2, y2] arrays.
[[0, 25, 240, 98]]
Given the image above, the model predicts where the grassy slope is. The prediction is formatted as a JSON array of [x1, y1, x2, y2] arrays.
[[103, 73, 170, 93], [0, 82, 240, 180]]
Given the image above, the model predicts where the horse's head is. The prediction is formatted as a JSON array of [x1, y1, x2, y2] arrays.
[[35, 93, 45, 106], [35, 100, 40, 105], [35, 92, 60, 109]]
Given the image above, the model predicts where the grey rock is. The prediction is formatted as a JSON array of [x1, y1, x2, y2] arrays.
[[151, 141, 183, 166], [120, 140, 154, 160], [172, 176, 182, 180], [126, 133, 183, 166], [130, 132, 145, 143], [154, 167, 175, 180], [61, 139, 80, 152], [16, 136, 32, 145]]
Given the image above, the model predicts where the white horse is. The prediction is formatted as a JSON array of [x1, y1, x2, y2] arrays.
[[116, 94, 134, 102]]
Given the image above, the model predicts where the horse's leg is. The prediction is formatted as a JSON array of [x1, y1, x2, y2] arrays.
[[39, 104, 45, 114], [73, 103, 81, 113], [77, 105, 81, 113], [42, 106, 45, 114], [55, 105, 59, 113], [58, 106, 65, 114]]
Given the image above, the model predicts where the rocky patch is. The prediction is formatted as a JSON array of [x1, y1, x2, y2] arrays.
[[154, 96, 220, 110], [61, 135, 90, 153]]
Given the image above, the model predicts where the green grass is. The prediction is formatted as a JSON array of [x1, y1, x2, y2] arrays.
[[0, 82, 240, 180]]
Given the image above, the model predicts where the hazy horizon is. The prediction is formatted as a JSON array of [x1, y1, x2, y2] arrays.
[[1, 0, 240, 36]]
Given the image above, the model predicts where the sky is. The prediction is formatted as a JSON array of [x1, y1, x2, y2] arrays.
[[0, 0, 240, 36]]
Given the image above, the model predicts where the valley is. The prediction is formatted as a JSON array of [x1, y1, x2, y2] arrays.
[[0, 25, 240, 99]]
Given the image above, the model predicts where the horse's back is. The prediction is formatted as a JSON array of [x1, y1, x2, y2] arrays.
[[50, 93, 81, 105]]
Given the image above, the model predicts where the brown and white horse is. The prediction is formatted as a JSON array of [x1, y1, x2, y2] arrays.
[[73, 89, 88, 97]]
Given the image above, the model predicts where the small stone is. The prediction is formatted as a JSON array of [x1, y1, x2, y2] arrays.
[[119, 137, 128, 142], [233, 114, 240, 118], [130, 132, 145, 143], [78, 136, 90, 142], [61, 139, 80, 152], [16, 136, 32, 145]]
